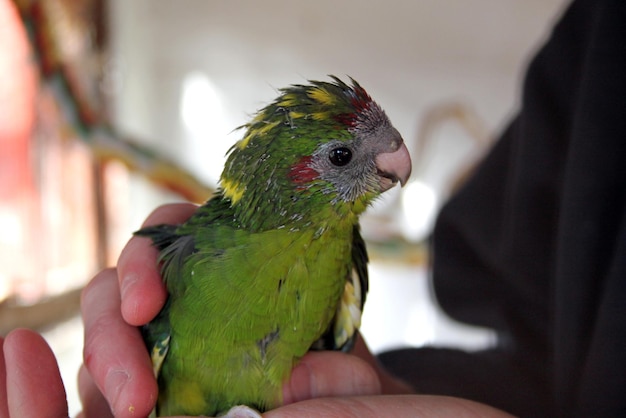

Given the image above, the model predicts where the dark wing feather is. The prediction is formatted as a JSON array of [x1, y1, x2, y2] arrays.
[[134, 223, 196, 383]]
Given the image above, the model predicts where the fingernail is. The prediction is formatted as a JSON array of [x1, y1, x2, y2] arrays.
[[120, 273, 143, 324], [120, 272, 138, 301]]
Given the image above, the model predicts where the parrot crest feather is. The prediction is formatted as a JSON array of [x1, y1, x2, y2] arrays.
[[218, 76, 410, 232]]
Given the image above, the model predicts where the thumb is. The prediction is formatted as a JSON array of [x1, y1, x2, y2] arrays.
[[266, 395, 518, 418], [282, 351, 381, 405]]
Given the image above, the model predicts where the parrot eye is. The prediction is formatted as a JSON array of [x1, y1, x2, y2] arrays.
[[329, 147, 352, 166]]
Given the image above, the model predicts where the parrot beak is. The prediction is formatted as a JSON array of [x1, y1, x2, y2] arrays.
[[375, 141, 412, 192]]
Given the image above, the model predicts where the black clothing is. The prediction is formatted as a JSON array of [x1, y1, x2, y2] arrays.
[[380, 1, 626, 416]]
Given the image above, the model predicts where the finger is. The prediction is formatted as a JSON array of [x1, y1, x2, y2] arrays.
[[266, 394, 516, 418], [81, 269, 157, 418], [117, 234, 167, 326], [282, 350, 381, 405], [0, 337, 8, 418], [117, 203, 197, 325], [77, 365, 113, 418], [351, 334, 414, 395], [4, 329, 68, 418]]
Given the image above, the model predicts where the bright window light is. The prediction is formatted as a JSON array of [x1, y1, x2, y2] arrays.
[[401, 180, 438, 241], [179, 71, 228, 185]]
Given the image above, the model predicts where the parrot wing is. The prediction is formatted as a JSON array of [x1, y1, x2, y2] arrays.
[[136, 223, 191, 384], [310, 224, 369, 352]]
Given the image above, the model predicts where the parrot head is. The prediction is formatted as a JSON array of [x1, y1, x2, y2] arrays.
[[220, 76, 412, 231]]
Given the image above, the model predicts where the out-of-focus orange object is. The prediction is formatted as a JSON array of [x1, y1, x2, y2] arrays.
[[0, 0, 40, 301], [0, 0, 36, 143], [0, 0, 210, 306]]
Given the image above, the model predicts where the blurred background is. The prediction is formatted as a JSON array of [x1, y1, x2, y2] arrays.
[[1, 0, 568, 415]]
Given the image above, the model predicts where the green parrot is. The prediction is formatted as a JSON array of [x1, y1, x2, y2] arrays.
[[136, 76, 412, 417]]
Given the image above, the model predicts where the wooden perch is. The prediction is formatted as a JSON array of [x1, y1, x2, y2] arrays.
[[0, 287, 82, 336]]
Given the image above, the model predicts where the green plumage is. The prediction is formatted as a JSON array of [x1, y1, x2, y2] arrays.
[[137, 77, 411, 416]]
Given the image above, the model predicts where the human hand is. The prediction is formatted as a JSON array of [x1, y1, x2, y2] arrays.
[[80, 203, 398, 417], [80, 203, 512, 418], [2, 330, 510, 418], [0, 328, 509, 418]]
